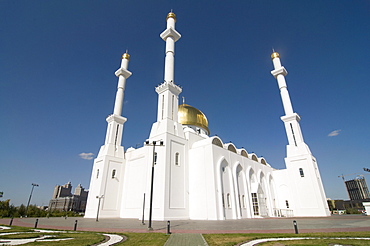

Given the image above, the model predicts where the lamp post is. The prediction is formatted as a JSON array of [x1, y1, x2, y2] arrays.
[[96, 195, 104, 222], [26, 183, 39, 216], [145, 140, 164, 230]]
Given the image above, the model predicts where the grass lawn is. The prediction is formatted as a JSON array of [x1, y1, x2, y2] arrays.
[[1, 225, 370, 245], [203, 231, 370, 246]]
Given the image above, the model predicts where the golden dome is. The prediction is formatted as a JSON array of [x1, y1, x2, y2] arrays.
[[178, 104, 209, 134], [271, 52, 280, 60], [122, 53, 130, 60], [167, 12, 177, 22]]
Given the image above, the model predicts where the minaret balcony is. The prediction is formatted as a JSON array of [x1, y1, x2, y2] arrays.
[[115, 67, 132, 79], [160, 27, 181, 42], [155, 81, 182, 95], [281, 113, 301, 123], [106, 114, 127, 124], [271, 66, 288, 78]]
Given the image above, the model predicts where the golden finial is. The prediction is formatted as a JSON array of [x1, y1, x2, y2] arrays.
[[122, 50, 130, 60], [271, 51, 280, 60], [167, 11, 176, 22]]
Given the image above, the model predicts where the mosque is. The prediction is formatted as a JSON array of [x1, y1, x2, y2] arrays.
[[84, 12, 330, 221]]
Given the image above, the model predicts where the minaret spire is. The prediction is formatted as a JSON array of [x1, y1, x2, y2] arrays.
[[149, 12, 183, 137], [161, 11, 181, 83], [113, 52, 132, 116], [102, 52, 132, 148], [271, 52, 308, 154]]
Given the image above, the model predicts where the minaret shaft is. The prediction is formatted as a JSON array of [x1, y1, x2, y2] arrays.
[[113, 58, 130, 115], [164, 37, 175, 82], [149, 12, 183, 138], [271, 52, 307, 153], [102, 53, 131, 148]]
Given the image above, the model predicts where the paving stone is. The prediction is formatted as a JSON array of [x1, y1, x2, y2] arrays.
[[164, 233, 208, 246]]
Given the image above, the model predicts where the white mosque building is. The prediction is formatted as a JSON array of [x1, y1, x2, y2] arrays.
[[84, 12, 330, 221]]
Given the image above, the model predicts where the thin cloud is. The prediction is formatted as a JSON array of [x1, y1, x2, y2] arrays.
[[79, 152, 94, 160], [328, 129, 341, 137]]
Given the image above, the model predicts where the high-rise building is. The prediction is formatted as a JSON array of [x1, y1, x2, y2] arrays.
[[345, 177, 370, 200], [49, 182, 88, 212]]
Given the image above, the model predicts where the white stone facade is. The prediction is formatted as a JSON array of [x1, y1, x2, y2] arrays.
[[84, 12, 330, 220]]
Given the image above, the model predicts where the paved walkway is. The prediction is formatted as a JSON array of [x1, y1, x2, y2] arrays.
[[164, 233, 208, 246], [2, 215, 369, 234]]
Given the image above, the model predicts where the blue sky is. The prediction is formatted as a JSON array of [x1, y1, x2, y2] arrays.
[[1, 1, 370, 206]]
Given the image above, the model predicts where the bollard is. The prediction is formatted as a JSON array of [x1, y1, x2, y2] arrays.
[[167, 220, 171, 234], [9, 217, 13, 226], [34, 218, 39, 229], [293, 220, 298, 234], [74, 220, 78, 231]]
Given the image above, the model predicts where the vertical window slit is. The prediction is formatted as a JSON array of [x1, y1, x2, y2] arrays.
[[290, 123, 297, 146]]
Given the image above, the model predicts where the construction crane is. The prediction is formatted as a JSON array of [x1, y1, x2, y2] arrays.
[[338, 172, 370, 181]]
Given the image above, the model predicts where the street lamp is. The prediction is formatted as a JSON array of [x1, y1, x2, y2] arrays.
[[26, 183, 39, 216], [96, 195, 104, 222], [145, 140, 164, 231]]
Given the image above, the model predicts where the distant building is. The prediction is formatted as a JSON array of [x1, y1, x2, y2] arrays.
[[345, 177, 370, 200], [327, 198, 369, 213], [49, 182, 88, 212]]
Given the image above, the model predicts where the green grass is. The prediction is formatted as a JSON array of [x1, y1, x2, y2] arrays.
[[1, 224, 370, 246], [0, 226, 105, 245], [260, 238, 370, 246], [116, 232, 170, 246], [203, 232, 370, 246]]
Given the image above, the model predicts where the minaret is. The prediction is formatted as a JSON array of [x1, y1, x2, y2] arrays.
[[157, 12, 182, 122], [271, 52, 330, 217], [150, 12, 183, 137], [271, 52, 309, 156], [84, 52, 131, 218], [102, 52, 132, 153]]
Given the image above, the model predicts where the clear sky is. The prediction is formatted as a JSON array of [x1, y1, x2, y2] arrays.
[[1, 1, 370, 206]]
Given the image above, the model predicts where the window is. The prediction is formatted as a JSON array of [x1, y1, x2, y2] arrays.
[[290, 123, 297, 146], [112, 169, 116, 179], [242, 195, 246, 208], [96, 169, 99, 179], [299, 168, 304, 177], [251, 193, 259, 215], [175, 152, 179, 166], [154, 152, 157, 165], [285, 200, 289, 208], [227, 193, 231, 208], [172, 95, 174, 120], [161, 95, 164, 120], [222, 193, 225, 208]]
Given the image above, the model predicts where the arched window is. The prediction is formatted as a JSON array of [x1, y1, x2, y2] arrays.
[[212, 138, 223, 147], [112, 169, 116, 179], [299, 168, 304, 177], [175, 152, 179, 166], [96, 169, 99, 179], [251, 154, 258, 162]]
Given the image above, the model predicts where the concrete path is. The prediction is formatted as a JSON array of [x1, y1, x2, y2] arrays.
[[164, 233, 208, 246]]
